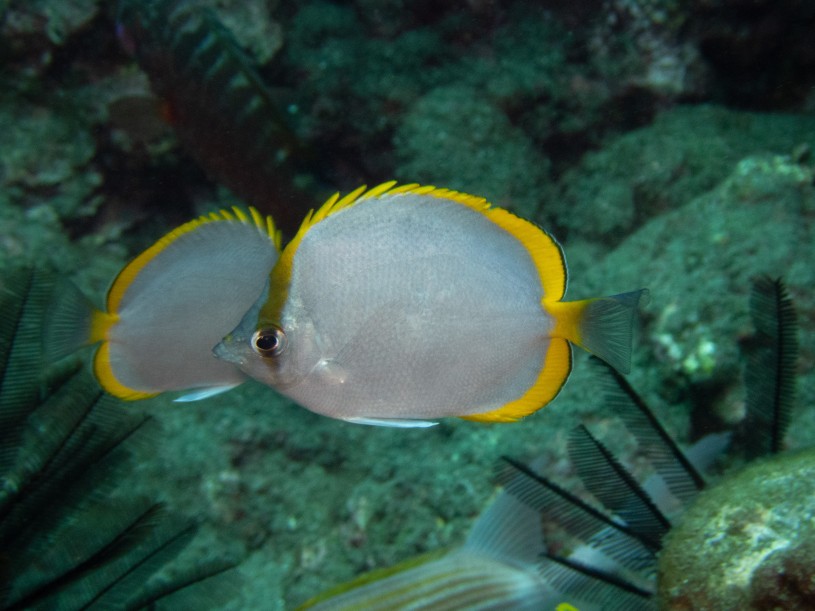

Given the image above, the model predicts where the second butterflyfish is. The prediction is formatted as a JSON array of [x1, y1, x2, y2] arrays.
[[214, 182, 647, 427], [52, 207, 281, 401]]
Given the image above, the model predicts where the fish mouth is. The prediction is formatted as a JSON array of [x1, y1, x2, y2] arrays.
[[212, 339, 244, 366]]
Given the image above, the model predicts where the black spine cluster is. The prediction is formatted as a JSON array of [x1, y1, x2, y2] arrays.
[[0, 268, 238, 611]]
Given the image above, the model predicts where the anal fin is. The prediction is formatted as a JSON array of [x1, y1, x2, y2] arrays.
[[173, 384, 242, 402], [342, 417, 438, 428]]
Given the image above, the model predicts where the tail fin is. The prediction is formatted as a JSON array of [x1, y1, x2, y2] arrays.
[[463, 490, 544, 567], [550, 290, 647, 373], [45, 280, 100, 363]]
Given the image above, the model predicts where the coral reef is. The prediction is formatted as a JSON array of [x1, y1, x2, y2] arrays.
[[0, 95, 100, 221], [1, 0, 100, 59], [578, 148, 814, 438], [0, 1, 814, 608], [393, 85, 551, 219], [553, 105, 815, 243], [659, 448, 815, 610]]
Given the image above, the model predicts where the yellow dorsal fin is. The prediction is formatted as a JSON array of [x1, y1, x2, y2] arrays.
[[92, 206, 279, 401], [261, 182, 567, 326], [106, 206, 280, 314]]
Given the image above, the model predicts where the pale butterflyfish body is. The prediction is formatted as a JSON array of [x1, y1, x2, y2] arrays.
[[215, 182, 647, 427]]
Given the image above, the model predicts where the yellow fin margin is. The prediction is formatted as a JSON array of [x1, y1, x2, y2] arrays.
[[462, 338, 572, 423], [93, 342, 157, 401], [93, 206, 279, 400], [261, 182, 567, 325], [106, 206, 280, 313], [89, 310, 156, 400]]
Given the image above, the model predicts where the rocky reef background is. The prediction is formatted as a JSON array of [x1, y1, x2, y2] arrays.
[[1, 0, 814, 608]]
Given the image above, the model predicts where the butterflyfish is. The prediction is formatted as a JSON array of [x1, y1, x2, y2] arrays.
[[215, 182, 647, 427], [52, 207, 280, 401]]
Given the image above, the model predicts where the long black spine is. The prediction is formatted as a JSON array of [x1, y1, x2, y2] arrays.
[[745, 276, 798, 455], [594, 359, 706, 495], [569, 425, 671, 549]]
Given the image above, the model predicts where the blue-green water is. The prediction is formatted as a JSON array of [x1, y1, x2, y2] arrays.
[[1, 1, 813, 609]]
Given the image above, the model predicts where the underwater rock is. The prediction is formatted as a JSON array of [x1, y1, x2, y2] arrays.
[[285, 2, 599, 185], [578, 149, 814, 403], [682, 0, 815, 108], [352, 0, 457, 39], [0, 100, 97, 204], [556, 105, 815, 243], [573, 0, 815, 109], [0, 92, 128, 281], [0, 95, 102, 227], [394, 85, 550, 220], [1, 0, 99, 48], [748, 538, 815, 609], [206, 0, 284, 65], [588, 0, 707, 98], [658, 447, 815, 610], [0, 199, 71, 269], [282, 1, 453, 180]]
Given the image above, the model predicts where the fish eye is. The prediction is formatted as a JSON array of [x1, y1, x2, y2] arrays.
[[252, 327, 287, 358]]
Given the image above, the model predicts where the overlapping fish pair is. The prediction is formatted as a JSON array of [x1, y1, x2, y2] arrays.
[[54, 182, 645, 426]]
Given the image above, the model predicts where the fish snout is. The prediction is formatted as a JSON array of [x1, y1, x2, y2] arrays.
[[212, 338, 245, 366]]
